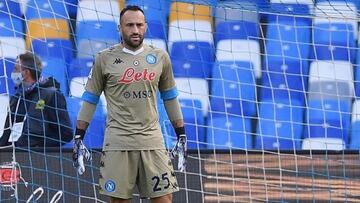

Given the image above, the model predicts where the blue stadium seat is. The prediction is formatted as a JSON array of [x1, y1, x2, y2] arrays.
[[267, 3, 312, 22], [126, 0, 169, 24], [215, 21, 259, 45], [312, 23, 355, 62], [41, 57, 69, 95], [261, 59, 308, 103], [64, 96, 105, 149], [25, 0, 69, 20], [0, 0, 22, 18], [256, 99, 304, 150], [264, 19, 311, 67], [170, 41, 214, 64], [0, 58, 16, 95], [68, 58, 93, 78], [211, 61, 257, 116], [172, 58, 211, 78], [0, 16, 24, 38], [206, 113, 252, 149], [355, 51, 360, 98], [76, 21, 119, 58], [304, 99, 351, 144], [31, 39, 73, 65]]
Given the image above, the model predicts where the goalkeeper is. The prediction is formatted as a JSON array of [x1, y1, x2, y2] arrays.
[[73, 5, 187, 203]]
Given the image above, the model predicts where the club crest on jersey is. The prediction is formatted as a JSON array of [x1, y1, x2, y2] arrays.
[[104, 180, 116, 192], [146, 54, 156, 64], [118, 67, 156, 84]]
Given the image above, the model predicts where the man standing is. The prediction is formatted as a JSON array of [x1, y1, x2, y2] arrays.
[[73, 5, 187, 203], [0, 52, 73, 147]]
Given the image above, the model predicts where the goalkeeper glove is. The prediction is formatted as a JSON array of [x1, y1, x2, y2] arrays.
[[72, 130, 92, 175], [170, 127, 187, 172]]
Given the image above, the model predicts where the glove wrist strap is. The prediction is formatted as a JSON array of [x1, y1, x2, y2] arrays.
[[75, 128, 86, 140], [175, 127, 185, 139]]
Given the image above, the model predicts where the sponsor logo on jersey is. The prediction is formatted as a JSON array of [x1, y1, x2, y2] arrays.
[[118, 67, 156, 84], [123, 90, 153, 99], [146, 54, 156, 64], [104, 180, 116, 192], [113, 58, 124, 64]]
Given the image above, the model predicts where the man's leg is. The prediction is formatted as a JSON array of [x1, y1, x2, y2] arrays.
[[151, 193, 173, 203], [111, 197, 131, 203]]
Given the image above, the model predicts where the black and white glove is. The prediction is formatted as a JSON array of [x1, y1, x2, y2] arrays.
[[72, 134, 92, 175], [170, 127, 187, 172]]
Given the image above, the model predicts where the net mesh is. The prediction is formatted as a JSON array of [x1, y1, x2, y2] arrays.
[[1, 0, 360, 202]]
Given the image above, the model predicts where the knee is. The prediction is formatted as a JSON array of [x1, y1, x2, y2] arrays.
[[111, 197, 131, 203], [151, 193, 173, 203]]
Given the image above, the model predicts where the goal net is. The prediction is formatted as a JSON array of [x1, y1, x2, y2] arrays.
[[1, 0, 360, 202]]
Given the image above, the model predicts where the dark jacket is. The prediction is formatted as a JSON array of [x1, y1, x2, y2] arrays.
[[0, 77, 73, 148]]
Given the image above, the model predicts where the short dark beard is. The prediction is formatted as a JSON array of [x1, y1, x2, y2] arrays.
[[122, 35, 144, 50]]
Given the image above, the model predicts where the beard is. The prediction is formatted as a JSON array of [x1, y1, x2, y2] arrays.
[[122, 34, 144, 49]]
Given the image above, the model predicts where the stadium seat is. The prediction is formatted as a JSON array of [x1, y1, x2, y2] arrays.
[[214, 0, 259, 25], [31, 39, 73, 65], [215, 21, 259, 45], [350, 100, 360, 149], [76, 20, 119, 58], [64, 96, 106, 149], [76, 0, 120, 22], [41, 57, 68, 95], [0, 0, 22, 18], [303, 99, 351, 150], [216, 39, 261, 78], [267, 2, 313, 22], [312, 1, 357, 62], [0, 37, 26, 59], [256, 99, 304, 150], [0, 58, 16, 95], [179, 99, 206, 149], [0, 16, 24, 38], [175, 78, 209, 117], [25, 18, 70, 49], [355, 50, 360, 97], [261, 59, 308, 103], [172, 58, 212, 79], [308, 60, 354, 101], [168, 2, 213, 51], [0, 94, 9, 138], [210, 61, 257, 117], [25, 0, 69, 20], [264, 20, 311, 76], [170, 41, 214, 67], [206, 113, 252, 150]]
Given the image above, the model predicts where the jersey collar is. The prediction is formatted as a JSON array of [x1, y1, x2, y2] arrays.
[[122, 46, 144, 55]]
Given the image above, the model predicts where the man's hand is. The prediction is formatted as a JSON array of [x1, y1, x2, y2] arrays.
[[170, 134, 187, 172], [72, 137, 92, 175]]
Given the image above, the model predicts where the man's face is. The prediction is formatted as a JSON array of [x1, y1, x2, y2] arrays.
[[119, 10, 147, 50]]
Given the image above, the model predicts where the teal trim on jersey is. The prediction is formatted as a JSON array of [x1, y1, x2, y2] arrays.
[[161, 87, 178, 101], [82, 91, 100, 104]]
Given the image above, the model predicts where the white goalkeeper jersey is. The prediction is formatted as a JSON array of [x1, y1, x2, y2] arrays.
[[83, 43, 177, 150]]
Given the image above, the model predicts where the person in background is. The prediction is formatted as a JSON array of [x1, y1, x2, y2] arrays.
[[72, 5, 187, 203], [0, 52, 73, 147]]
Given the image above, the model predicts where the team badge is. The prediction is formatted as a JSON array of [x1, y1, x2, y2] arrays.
[[146, 54, 156, 64], [35, 99, 45, 110], [133, 60, 139, 66], [104, 180, 116, 192]]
